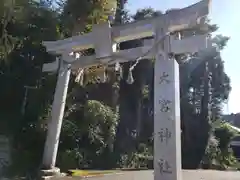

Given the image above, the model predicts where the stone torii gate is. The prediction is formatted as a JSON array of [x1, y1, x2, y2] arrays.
[[41, 0, 211, 180]]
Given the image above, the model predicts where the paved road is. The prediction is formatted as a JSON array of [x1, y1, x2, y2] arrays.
[[57, 170, 240, 180]]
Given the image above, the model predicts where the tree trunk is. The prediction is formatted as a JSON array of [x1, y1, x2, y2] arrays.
[[197, 61, 212, 167]]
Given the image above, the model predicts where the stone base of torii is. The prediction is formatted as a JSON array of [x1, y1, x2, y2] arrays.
[[39, 1, 211, 180]]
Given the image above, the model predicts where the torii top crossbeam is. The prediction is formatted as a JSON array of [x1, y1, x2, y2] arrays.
[[43, 0, 211, 55]]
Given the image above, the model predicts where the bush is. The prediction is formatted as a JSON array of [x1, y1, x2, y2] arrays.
[[214, 123, 239, 169], [200, 134, 220, 169], [57, 100, 119, 170], [215, 123, 238, 151], [200, 122, 239, 170], [119, 143, 153, 169]]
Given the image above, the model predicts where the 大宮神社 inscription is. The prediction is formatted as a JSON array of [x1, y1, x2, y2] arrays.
[[158, 128, 172, 145], [158, 158, 173, 175], [159, 72, 171, 84], [159, 98, 172, 112]]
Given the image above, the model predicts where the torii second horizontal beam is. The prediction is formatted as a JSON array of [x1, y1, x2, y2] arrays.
[[42, 34, 209, 72], [42, 46, 155, 72]]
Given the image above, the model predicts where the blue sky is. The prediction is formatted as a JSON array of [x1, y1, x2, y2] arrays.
[[126, 0, 240, 114]]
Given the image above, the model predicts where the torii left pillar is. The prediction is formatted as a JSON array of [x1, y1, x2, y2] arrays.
[[41, 56, 71, 177]]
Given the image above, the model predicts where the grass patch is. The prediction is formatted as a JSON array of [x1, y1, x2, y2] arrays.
[[67, 170, 119, 177]]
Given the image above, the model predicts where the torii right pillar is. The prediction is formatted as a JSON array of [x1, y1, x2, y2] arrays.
[[154, 22, 182, 180], [153, 23, 208, 180]]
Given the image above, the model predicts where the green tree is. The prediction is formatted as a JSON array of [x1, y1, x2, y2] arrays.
[[58, 100, 119, 170], [0, 0, 60, 176], [181, 34, 231, 168], [60, 0, 117, 35], [0, 0, 27, 62]]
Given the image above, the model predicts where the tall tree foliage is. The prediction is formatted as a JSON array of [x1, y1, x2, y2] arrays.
[[0, 0, 61, 176], [0, 0, 25, 61], [60, 0, 117, 35], [180, 35, 231, 168]]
